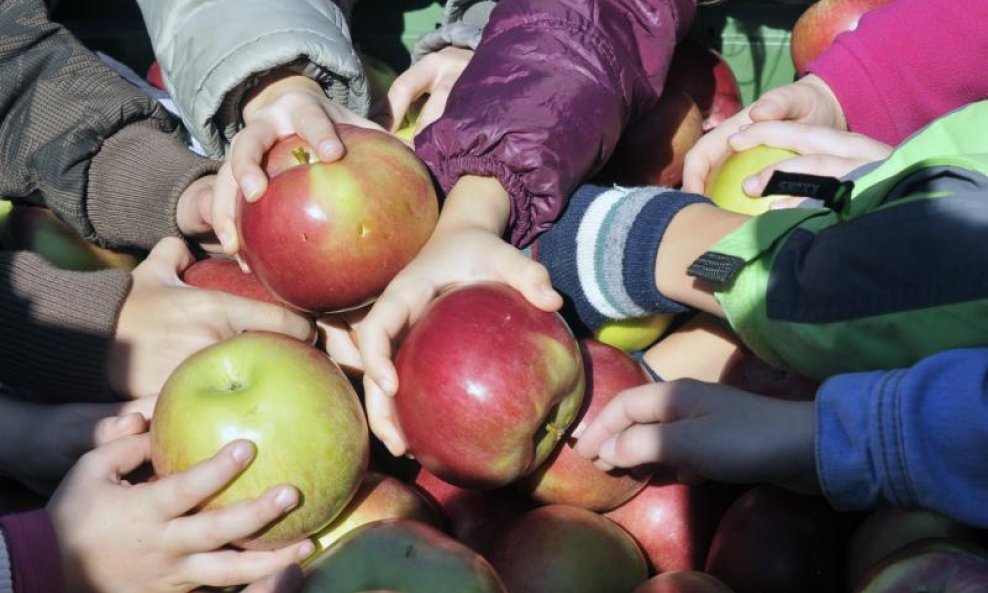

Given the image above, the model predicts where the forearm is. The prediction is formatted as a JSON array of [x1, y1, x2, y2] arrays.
[[436, 176, 511, 235]]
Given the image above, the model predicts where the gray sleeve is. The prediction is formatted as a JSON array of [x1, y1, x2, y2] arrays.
[[411, 0, 497, 61], [137, 0, 371, 157]]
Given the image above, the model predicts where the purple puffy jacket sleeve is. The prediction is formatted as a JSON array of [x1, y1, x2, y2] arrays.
[[415, 0, 696, 247], [816, 348, 988, 528]]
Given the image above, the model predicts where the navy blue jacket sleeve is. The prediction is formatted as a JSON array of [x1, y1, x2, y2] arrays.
[[816, 347, 988, 528]]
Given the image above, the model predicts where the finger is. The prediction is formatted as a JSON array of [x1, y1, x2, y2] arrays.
[[491, 251, 562, 312], [747, 90, 798, 123], [289, 102, 344, 162], [742, 155, 864, 197], [681, 112, 753, 194], [597, 423, 666, 469], [416, 89, 450, 133], [138, 237, 195, 280], [230, 122, 279, 202], [118, 395, 157, 420], [182, 541, 315, 588], [211, 163, 243, 254], [365, 378, 408, 456], [170, 485, 300, 552], [387, 63, 434, 132], [151, 439, 255, 516], [93, 412, 149, 447], [221, 295, 316, 343], [241, 565, 304, 593], [317, 316, 364, 375], [80, 433, 152, 481], [355, 282, 434, 397]]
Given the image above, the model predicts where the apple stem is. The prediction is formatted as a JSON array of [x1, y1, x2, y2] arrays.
[[545, 423, 564, 443], [292, 146, 311, 165]]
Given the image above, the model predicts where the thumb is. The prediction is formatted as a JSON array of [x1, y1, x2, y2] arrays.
[[82, 433, 153, 481], [221, 294, 316, 343], [747, 93, 792, 123], [141, 237, 196, 278], [493, 254, 563, 312], [94, 412, 149, 447]]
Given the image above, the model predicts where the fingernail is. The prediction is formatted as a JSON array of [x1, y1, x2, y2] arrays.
[[243, 176, 264, 201], [114, 415, 133, 430], [570, 422, 587, 439], [742, 176, 760, 196], [378, 375, 396, 395], [318, 140, 342, 160], [275, 487, 299, 510], [297, 540, 316, 560], [231, 441, 254, 465], [599, 436, 617, 462]]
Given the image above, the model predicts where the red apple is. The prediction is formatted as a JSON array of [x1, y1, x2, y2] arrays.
[[304, 520, 506, 593], [180, 257, 282, 305], [150, 331, 369, 549], [412, 467, 535, 554], [596, 91, 704, 188], [605, 473, 737, 574], [705, 485, 839, 593], [146, 60, 165, 90], [3, 204, 139, 271], [239, 126, 439, 313], [854, 538, 988, 593], [846, 509, 981, 589], [311, 472, 443, 555], [666, 39, 743, 131], [633, 571, 736, 593], [395, 282, 585, 489], [791, 0, 895, 76], [519, 339, 653, 511], [488, 505, 649, 593]]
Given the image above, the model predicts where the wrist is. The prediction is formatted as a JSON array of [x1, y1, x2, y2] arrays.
[[436, 176, 511, 236], [243, 72, 324, 120]]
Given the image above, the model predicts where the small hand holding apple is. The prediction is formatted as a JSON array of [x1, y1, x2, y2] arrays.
[[724, 120, 893, 199], [173, 174, 221, 251], [356, 176, 563, 456], [109, 237, 315, 399], [573, 379, 820, 494], [0, 395, 152, 495], [682, 74, 849, 195], [48, 434, 313, 593], [210, 72, 385, 255], [387, 47, 474, 140]]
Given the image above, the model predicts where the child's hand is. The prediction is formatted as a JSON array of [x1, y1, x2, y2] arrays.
[[355, 176, 562, 456], [211, 73, 386, 255], [48, 434, 313, 593], [388, 47, 474, 138], [573, 379, 820, 494], [682, 74, 848, 195], [723, 120, 893, 199], [174, 175, 222, 252], [317, 307, 369, 377], [110, 237, 315, 399]]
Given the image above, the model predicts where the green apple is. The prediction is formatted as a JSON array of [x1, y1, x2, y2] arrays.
[[150, 331, 369, 549], [394, 98, 425, 143], [706, 146, 799, 215], [595, 314, 675, 352], [310, 472, 443, 557]]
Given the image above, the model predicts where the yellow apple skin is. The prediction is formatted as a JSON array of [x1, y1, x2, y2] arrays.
[[706, 146, 799, 215], [595, 314, 675, 352], [394, 100, 423, 143]]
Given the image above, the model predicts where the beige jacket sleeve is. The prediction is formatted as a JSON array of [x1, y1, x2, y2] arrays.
[[137, 0, 371, 157]]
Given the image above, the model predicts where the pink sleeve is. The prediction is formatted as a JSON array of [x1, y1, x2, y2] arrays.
[[0, 511, 64, 593], [807, 0, 988, 146]]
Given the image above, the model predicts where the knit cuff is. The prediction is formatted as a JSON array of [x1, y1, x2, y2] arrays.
[[0, 251, 130, 403], [87, 120, 220, 251], [0, 510, 63, 593], [533, 184, 709, 331]]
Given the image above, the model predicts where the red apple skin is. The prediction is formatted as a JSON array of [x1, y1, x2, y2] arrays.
[[596, 91, 704, 188], [487, 505, 649, 593], [239, 126, 439, 313], [605, 472, 737, 574], [846, 510, 981, 589], [150, 332, 369, 549], [666, 39, 743, 131], [395, 282, 586, 489], [791, 0, 895, 76], [519, 339, 653, 512], [412, 467, 535, 554], [180, 257, 283, 306], [854, 538, 988, 593], [262, 135, 320, 178], [633, 571, 736, 593], [704, 485, 839, 593], [304, 519, 507, 593], [312, 472, 444, 555]]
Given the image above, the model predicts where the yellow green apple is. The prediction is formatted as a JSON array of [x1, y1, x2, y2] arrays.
[[150, 331, 370, 549], [595, 314, 675, 352], [706, 146, 799, 215]]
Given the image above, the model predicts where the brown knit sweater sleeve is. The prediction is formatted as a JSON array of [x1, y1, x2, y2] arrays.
[[0, 251, 130, 403], [0, 0, 219, 251]]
